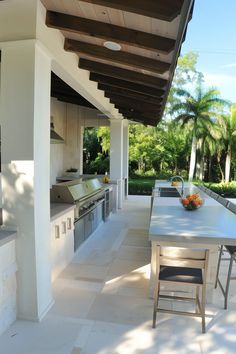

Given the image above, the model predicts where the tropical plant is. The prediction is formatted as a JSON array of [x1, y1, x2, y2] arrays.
[[218, 105, 236, 182], [171, 85, 227, 181]]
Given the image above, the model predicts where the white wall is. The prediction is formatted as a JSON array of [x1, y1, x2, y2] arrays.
[[50, 99, 109, 185], [0, 240, 17, 336], [50, 98, 66, 186]]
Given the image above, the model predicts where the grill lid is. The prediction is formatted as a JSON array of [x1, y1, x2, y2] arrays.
[[51, 178, 103, 203]]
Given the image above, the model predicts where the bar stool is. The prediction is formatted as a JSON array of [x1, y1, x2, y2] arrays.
[[152, 246, 209, 333], [215, 245, 236, 309]]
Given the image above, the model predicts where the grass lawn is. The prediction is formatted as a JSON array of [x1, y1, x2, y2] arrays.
[[129, 177, 156, 195]]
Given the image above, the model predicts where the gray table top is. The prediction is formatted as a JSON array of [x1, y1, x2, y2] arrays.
[[149, 182, 236, 245]]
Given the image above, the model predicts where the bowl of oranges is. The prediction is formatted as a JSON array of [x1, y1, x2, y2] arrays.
[[180, 193, 204, 210]]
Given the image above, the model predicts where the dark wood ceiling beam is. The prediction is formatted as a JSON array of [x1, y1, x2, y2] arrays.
[[108, 96, 161, 115], [107, 93, 161, 110], [51, 91, 95, 108], [78, 0, 184, 22], [118, 107, 158, 120], [46, 11, 175, 54], [65, 39, 170, 74], [119, 110, 158, 126], [98, 84, 162, 105], [80, 59, 168, 89], [90, 73, 165, 97]]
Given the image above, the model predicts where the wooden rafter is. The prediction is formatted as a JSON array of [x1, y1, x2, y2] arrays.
[[90, 73, 165, 97], [78, 0, 184, 22], [118, 109, 158, 126], [98, 83, 162, 105], [51, 72, 95, 108], [53, 92, 95, 108], [64, 39, 170, 74], [107, 93, 161, 112], [79, 59, 168, 88], [118, 107, 159, 120], [46, 11, 175, 54]]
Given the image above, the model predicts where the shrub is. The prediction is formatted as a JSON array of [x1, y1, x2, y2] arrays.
[[204, 181, 236, 197]]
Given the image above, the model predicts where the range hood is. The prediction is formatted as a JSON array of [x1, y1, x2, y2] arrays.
[[50, 121, 64, 144]]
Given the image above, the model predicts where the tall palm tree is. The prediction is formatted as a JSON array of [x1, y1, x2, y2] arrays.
[[217, 105, 236, 182], [171, 85, 227, 181]]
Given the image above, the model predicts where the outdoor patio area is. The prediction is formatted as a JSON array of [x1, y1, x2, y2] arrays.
[[0, 196, 236, 354]]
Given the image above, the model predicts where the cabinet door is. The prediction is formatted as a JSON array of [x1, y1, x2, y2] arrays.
[[74, 218, 85, 251], [97, 202, 103, 225], [109, 190, 113, 213], [84, 212, 92, 240]]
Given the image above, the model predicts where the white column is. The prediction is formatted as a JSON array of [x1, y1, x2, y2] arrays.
[[0, 41, 53, 320], [110, 119, 123, 209], [78, 108, 84, 175], [123, 119, 129, 199]]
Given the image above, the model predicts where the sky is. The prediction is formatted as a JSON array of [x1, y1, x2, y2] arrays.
[[181, 0, 236, 102]]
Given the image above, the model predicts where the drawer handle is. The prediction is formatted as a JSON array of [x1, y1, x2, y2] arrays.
[[62, 221, 67, 234], [67, 217, 72, 230], [55, 225, 60, 239]]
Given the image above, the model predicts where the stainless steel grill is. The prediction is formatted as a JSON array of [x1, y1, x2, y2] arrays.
[[51, 178, 105, 221]]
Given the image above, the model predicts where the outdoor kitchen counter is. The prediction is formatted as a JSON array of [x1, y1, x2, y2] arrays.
[[0, 229, 17, 247], [149, 180, 236, 300], [150, 181, 236, 245], [50, 203, 75, 222]]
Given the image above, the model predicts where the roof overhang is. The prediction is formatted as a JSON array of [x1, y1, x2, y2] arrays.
[[42, 0, 195, 126]]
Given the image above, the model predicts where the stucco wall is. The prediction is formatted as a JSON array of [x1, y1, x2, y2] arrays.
[[0, 240, 17, 335], [50, 99, 109, 186]]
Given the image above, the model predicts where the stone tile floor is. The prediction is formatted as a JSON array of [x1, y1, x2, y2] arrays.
[[1, 196, 236, 354]]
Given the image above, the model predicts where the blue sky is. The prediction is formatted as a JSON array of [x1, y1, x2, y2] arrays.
[[181, 0, 236, 102]]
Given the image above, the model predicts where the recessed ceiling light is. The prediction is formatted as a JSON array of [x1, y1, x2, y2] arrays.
[[103, 41, 121, 51]]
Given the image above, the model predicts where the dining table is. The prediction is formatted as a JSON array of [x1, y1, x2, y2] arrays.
[[149, 181, 236, 301]]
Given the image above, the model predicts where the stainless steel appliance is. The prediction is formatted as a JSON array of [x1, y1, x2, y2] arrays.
[[51, 178, 105, 250]]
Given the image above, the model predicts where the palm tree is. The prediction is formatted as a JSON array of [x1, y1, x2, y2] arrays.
[[171, 85, 227, 181], [217, 105, 236, 182]]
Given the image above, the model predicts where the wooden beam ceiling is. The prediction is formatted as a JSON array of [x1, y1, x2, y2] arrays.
[[118, 109, 158, 126], [118, 107, 159, 120], [46, 11, 175, 54], [90, 73, 165, 98], [51, 72, 95, 108], [107, 93, 161, 112], [43, 0, 193, 126], [79, 59, 168, 89], [65, 39, 170, 74], [78, 0, 184, 22], [98, 83, 162, 105]]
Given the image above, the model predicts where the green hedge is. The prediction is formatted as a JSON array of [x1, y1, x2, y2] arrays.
[[203, 181, 236, 198]]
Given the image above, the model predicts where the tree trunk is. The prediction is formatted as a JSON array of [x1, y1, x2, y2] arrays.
[[199, 156, 205, 181], [208, 156, 212, 181], [225, 148, 231, 183], [188, 134, 197, 181], [217, 155, 224, 182], [199, 139, 205, 181], [195, 139, 202, 180]]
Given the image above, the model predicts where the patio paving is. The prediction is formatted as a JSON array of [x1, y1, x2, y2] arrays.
[[0, 196, 236, 354]]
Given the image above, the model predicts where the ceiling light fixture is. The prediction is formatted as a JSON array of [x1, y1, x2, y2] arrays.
[[103, 41, 121, 51]]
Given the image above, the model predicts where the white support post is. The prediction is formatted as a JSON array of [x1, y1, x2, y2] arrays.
[[110, 119, 123, 209], [0, 41, 53, 321], [123, 119, 129, 199], [78, 108, 84, 175]]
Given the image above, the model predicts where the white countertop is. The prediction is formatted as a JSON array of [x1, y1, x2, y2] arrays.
[[50, 203, 75, 222], [0, 229, 17, 247], [149, 181, 236, 245]]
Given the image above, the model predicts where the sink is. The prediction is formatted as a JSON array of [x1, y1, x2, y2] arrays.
[[159, 187, 181, 198]]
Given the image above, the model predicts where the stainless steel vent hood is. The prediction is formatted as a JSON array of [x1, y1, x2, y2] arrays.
[[50, 118, 64, 144]]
